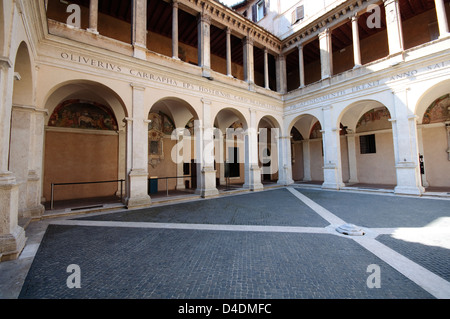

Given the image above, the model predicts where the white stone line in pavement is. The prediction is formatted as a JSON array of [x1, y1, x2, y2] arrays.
[[50, 219, 329, 234], [290, 187, 450, 299], [353, 236, 450, 299], [286, 187, 346, 225]]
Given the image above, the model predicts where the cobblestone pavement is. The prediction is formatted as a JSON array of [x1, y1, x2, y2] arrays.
[[3, 187, 450, 299]]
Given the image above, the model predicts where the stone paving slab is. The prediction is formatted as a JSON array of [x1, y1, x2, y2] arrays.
[[377, 235, 450, 282], [77, 189, 329, 227], [18, 225, 433, 299], [296, 188, 450, 228]]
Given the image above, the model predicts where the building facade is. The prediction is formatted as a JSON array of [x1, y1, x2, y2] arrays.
[[0, 0, 449, 261]]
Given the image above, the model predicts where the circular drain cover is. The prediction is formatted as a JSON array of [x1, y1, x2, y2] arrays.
[[336, 224, 365, 236]]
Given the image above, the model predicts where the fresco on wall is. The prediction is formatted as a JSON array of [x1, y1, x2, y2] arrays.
[[310, 121, 322, 139], [48, 99, 118, 131], [423, 94, 450, 124], [148, 112, 175, 135], [356, 107, 391, 132]]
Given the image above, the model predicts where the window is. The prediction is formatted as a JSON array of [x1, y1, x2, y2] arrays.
[[292, 5, 304, 24], [360, 134, 376, 154], [252, 0, 266, 22]]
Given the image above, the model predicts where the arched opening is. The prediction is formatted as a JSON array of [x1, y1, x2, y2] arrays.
[[339, 100, 396, 189], [9, 42, 39, 218], [417, 92, 450, 191], [214, 108, 248, 190], [43, 81, 127, 210], [147, 97, 199, 198], [258, 116, 280, 185], [289, 114, 324, 185]]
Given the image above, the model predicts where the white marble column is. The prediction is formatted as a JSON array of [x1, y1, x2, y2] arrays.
[[87, 0, 99, 34], [243, 36, 255, 87], [302, 139, 312, 181], [198, 12, 211, 78], [346, 133, 359, 183], [389, 88, 424, 195], [319, 29, 333, 79], [298, 44, 305, 88], [172, 0, 179, 60], [434, 0, 450, 38], [264, 48, 270, 89], [276, 54, 287, 94], [244, 109, 263, 190], [384, 0, 404, 55], [321, 106, 345, 189], [0, 59, 26, 262], [132, 0, 147, 59], [226, 28, 232, 77], [126, 84, 152, 208], [351, 14, 362, 68], [276, 135, 294, 186], [196, 99, 218, 197]]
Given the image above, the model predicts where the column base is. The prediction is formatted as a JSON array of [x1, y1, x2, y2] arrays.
[[195, 166, 218, 198], [394, 185, 424, 196], [395, 163, 424, 196], [133, 44, 147, 60], [244, 165, 264, 191], [0, 226, 27, 262], [322, 165, 345, 190], [126, 195, 152, 209]]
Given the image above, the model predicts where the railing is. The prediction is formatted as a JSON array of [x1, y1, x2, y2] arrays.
[[149, 176, 193, 197], [50, 179, 125, 210]]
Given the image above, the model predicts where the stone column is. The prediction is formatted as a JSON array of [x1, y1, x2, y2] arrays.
[[244, 109, 263, 190], [243, 36, 255, 87], [264, 48, 270, 89], [321, 106, 345, 189], [389, 88, 424, 195], [277, 135, 294, 186], [9, 105, 45, 219], [198, 12, 211, 78], [125, 84, 152, 208], [351, 14, 362, 68], [298, 43, 305, 88], [172, 0, 179, 60], [383, 0, 404, 55], [346, 133, 359, 183], [132, 0, 147, 59], [302, 139, 312, 181], [0, 59, 26, 262], [196, 99, 218, 197], [226, 28, 232, 77], [434, 0, 450, 38], [319, 29, 333, 79], [416, 126, 429, 187], [87, 0, 99, 34], [276, 54, 287, 94]]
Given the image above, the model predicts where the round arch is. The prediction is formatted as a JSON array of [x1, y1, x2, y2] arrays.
[[42, 80, 128, 209], [414, 79, 450, 124], [337, 99, 396, 188], [146, 97, 200, 193], [289, 113, 324, 183], [257, 115, 280, 183], [43, 80, 128, 122], [337, 99, 392, 132], [12, 41, 34, 106], [288, 113, 323, 141], [413, 81, 450, 189]]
